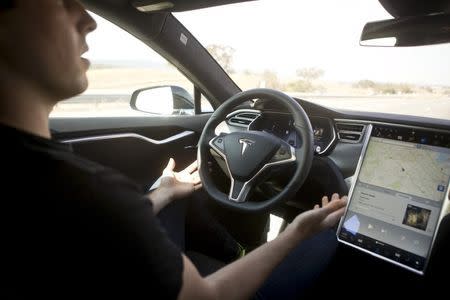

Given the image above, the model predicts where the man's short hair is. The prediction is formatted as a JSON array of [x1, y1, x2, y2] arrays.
[[0, 0, 14, 9]]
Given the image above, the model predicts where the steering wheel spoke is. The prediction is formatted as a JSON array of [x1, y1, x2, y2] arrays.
[[269, 143, 296, 164], [229, 179, 253, 202], [209, 135, 226, 157], [227, 142, 295, 203]]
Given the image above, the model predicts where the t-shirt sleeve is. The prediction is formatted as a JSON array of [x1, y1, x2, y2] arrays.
[[80, 168, 183, 299]]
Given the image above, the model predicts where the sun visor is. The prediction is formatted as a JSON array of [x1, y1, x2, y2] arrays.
[[130, 0, 256, 12]]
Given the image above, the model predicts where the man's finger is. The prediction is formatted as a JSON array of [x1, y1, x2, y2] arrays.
[[192, 174, 201, 185], [322, 207, 346, 228], [321, 196, 328, 207], [165, 158, 176, 171], [183, 160, 198, 174], [162, 158, 176, 177], [321, 197, 347, 214], [331, 193, 340, 201], [194, 183, 203, 191]]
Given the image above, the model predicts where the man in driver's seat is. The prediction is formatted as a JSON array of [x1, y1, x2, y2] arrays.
[[0, 1, 347, 299]]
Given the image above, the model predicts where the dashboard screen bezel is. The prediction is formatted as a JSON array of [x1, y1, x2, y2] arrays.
[[337, 123, 450, 275]]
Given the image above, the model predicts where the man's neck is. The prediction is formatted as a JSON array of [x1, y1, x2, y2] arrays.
[[0, 104, 51, 139], [0, 81, 55, 139]]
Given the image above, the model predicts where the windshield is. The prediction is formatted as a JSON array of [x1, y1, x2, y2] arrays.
[[175, 0, 450, 120]]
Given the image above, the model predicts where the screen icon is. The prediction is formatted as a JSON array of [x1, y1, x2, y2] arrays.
[[343, 215, 360, 235]]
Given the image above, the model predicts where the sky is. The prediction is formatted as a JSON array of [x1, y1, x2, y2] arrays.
[[86, 0, 450, 86]]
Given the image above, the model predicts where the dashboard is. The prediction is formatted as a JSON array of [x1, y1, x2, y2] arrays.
[[217, 104, 450, 177], [310, 116, 336, 154], [218, 106, 450, 187], [222, 110, 337, 155]]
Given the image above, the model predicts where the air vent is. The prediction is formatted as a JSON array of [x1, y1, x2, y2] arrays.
[[236, 113, 259, 119], [339, 132, 361, 141], [229, 117, 252, 126], [227, 111, 260, 128], [336, 122, 366, 143], [336, 123, 365, 132]]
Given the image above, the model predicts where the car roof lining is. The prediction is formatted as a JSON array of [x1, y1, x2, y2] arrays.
[[129, 0, 450, 16], [379, 0, 450, 18]]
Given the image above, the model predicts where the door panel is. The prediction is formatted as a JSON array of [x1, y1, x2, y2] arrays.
[[51, 114, 210, 190]]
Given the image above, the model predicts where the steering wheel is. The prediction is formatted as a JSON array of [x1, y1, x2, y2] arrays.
[[198, 88, 314, 213]]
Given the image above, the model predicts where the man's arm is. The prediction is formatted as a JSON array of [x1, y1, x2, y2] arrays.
[[147, 158, 201, 214], [147, 186, 174, 214], [178, 193, 347, 300]]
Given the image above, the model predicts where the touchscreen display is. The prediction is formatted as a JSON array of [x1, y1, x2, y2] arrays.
[[338, 125, 450, 274]]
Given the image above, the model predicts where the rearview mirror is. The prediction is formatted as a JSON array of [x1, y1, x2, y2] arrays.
[[360, 13, 450, 47], [130, 85, 195, 115]]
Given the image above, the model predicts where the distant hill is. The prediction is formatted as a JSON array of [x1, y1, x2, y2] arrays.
[[91, 59, 166, 69]]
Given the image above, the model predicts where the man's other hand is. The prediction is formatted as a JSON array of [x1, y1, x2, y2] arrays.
[[160, 158, 202, 202], [287, 193, 348, 240]]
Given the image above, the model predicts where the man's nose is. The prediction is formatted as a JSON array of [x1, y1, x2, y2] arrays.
[[84, 12, 97, 34], [75, 1, 97, 34]]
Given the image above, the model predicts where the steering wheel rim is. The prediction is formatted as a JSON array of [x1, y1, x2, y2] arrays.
[[198, 88, 314, 213]]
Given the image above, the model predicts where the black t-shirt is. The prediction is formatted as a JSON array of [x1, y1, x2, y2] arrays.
[[2, 124, 183, 299]]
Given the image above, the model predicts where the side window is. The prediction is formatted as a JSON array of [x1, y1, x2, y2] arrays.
[[201, 94, 214, 113], [50, 13, 213, 118]]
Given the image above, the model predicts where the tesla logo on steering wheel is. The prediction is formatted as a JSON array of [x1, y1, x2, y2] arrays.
[[239, 138, 255, 156]]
